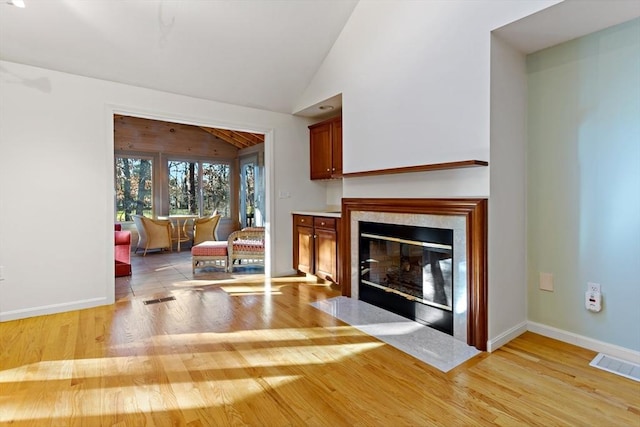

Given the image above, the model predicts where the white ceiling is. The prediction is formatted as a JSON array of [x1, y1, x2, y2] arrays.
[[1, 1, 638, 116], [494, 0, 640, 54], [0, 0, 358, 114]]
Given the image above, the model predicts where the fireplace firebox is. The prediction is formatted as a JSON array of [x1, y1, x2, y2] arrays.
[[359, 221, 454, 335]]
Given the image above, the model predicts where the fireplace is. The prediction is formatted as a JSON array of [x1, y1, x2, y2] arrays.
[[359, 221, 455, 334], [341, 198, 488, 350]]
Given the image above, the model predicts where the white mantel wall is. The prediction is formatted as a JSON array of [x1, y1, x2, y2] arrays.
[[296, 0, 560, 175], [0, 60, 324, 320], [295, 0, 560, 349]]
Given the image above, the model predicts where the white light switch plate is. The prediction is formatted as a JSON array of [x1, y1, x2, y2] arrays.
[[539, 272, 553, 291], [588, 282, 601, 293]]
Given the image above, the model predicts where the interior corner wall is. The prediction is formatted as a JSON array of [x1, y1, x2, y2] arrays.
[[488, 34, 528, 348], [526, 18, 640, 352], [0, 60, 322, 321]]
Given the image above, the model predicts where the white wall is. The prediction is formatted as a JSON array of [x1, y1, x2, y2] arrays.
[[488, 34, 529, 349], [526, 19, 640, 352], [0, 60, 325, 320], [296, 0, 559, 173], [296, 0, 559, 348]]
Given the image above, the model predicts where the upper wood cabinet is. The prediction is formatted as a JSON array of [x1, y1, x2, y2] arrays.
[[309, 115, 342, 180]]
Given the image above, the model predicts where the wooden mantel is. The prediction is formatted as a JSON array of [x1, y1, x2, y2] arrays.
[[341, 160, 488, 178]]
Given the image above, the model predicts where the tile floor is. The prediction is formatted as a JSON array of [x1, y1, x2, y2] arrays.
[[115, 249, 265, 301]]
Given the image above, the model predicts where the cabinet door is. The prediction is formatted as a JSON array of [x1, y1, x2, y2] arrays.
[[295, 225, 314, 274], [331, 118, 342, 177], [314, 227, 337, 282], [309, 123, 332, 180]]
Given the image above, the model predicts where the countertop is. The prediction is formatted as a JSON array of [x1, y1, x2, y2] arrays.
[[291, 210, 341, 218]]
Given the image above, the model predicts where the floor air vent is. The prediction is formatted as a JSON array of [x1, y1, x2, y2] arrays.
[[143, 296, 176, 305], [590, 353, 640, 382]]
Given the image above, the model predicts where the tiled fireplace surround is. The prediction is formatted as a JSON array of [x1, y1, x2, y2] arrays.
[[340, 198, 488, 351]]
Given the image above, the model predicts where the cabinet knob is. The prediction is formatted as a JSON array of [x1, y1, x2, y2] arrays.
[[313, 234, 317, 239], [321, 222, 325, 226], [332, 168, 335, 171], [326, 168, 330, 172], [301, 219, 305, 222]]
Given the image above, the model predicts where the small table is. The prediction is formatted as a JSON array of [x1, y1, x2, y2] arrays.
[[157, 215, 198, 252]]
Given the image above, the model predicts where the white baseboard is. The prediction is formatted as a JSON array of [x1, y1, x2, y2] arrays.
[[0, 297, 109, 322], [527, 321, 640, 364], [487, 321, 528, 352], [273, 268, 298, 278]]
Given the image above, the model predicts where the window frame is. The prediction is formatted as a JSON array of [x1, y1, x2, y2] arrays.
[[114, 153, 155, 221], [166, 157, 234, 218]]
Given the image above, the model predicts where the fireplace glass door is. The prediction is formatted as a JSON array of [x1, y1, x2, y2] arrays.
[[359, 221, 454, 334]]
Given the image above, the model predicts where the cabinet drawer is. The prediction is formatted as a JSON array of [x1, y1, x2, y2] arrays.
[[294, 215, 313, 227], [314, 216, 336, 230]]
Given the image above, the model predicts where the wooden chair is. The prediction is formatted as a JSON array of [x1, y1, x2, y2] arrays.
[[132, 215, 172, 256], [227, 227, 265, 272], [192, 214, 222, 246]]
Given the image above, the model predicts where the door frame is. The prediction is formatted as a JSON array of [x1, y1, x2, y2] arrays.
[[106, 104, 274, 299]]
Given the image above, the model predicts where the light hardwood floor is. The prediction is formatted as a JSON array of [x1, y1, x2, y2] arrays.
[[1, 253, 638, 426]]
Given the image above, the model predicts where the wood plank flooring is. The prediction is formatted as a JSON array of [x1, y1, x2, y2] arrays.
[[1, 253, 638, 426]]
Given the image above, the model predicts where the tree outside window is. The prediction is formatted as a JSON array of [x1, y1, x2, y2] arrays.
[[115, 157, 153, 221], [201, 162, 231, 217], [168, 160, 230, 217], [168, 160, 198, 215]]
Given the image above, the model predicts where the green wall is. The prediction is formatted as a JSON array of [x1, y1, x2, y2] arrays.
[[527, 18, 640, 351]]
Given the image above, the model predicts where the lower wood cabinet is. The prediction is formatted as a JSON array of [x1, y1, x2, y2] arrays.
[[293, 214, 339, 283]]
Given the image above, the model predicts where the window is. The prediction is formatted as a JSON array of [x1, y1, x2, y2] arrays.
[[240, 154, 264, 227], [201, 162, 231, 217], [115, 156, 153, 221], [168, 160, 230, 217]]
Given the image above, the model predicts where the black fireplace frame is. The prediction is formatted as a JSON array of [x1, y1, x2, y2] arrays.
[[359, 221, 455, 335]]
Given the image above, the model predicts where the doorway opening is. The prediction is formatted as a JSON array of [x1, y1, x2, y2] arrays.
[[112, 113, 269, 289]]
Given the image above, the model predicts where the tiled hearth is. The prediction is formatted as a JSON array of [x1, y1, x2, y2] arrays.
[[311, 296, 480, 372]]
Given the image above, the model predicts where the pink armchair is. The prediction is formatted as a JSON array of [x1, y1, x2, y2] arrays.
[[115, 224, 132, 277]]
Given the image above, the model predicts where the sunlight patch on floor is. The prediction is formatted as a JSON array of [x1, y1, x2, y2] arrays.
[[220, 285, 284, 296], [0, 328, 383, 383], [0, 335, 383, 422], [0, 376, 302, 422]]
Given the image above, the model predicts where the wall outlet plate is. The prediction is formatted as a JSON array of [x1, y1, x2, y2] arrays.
[[585, 290, 602, 312], [588, 282, 601, 293], [539, 272, 554, 291]]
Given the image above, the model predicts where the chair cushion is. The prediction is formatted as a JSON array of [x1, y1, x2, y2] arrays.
[[233, 240, 264, 253], [115, 230, 131, 245], [114, 235, 131, 277], [242, 227, 264, 232], [191, 240, 228, 256]]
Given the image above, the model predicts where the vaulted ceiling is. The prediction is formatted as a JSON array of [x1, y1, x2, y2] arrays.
[[0, 0, 358, 114]]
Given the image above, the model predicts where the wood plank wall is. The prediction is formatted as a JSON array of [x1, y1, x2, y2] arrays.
[[114, 115, 238, 159]]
